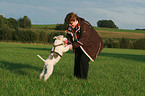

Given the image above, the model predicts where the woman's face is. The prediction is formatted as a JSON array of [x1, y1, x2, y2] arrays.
[[68, 19, 78, 29]]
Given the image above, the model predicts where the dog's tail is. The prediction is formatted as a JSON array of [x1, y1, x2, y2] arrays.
[[37, 55, 46, 63]]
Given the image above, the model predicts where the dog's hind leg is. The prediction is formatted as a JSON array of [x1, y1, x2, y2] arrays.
[[44, 64, 53, 81], [40, 65, 46, 79]]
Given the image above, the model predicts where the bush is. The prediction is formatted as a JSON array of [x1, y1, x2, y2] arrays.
[[119, 38, 130, 48], [0, 26, 13, 40], [104, 39, 119, 48], [104, 38, 135, 49], [12, 30, 41, 43], [97, 20, 118, 29], [39, 32, 48, 42], [55, 24, 66, 30], [7, 18, 19, 29], [0, 15, 9, 28], [134, 38, 145, 49], [18, 16, 31, 28]]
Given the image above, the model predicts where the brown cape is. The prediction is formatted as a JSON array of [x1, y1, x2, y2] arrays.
[[65, 17, 104, 62]]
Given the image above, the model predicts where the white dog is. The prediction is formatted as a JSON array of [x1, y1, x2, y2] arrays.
[[37, 35, 70, 81]]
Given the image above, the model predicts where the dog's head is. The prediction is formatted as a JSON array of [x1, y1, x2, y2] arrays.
[[53, 35, 68, 45]]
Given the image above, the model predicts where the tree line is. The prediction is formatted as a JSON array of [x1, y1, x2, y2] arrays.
[[0, 15, 31, 29], [103, 38, 145, 50], [55, 20, 118, 30], [0, 15, 145, 49], [0, 15, 65, 44]]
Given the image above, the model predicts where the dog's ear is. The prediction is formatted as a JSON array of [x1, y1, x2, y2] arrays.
[[60, 35, 64, 38], [53, 35, 64, 40], [53, 36, 57, 39]]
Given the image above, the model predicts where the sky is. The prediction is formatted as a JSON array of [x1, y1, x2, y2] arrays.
[[0, 0, 145, 29]]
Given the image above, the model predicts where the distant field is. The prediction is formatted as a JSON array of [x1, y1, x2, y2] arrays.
[[97, 30, 145, 39], [0, 42, 144, 95], [31, 24, 64, 33], [32, 24, 145, 39], [32, 24, 56, 29], [94, 27, 145, 34]]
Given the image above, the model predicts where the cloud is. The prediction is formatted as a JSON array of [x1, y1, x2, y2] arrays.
[[72, 0, 145, 29], [0, 0, 145, 29]]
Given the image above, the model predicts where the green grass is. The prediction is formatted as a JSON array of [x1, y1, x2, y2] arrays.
[[31, 24, 65, 33], [0, 42, 145, 96]]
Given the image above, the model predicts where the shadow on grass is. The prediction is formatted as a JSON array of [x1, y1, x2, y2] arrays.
[[22, 47, 145, 62], [0, 61, 73, 79], [0, 61, 41, 76], [100, 52, 145, 62]]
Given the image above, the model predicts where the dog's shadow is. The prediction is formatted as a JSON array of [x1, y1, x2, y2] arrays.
[[0, 60, 73, 80], [0, 61, 40, 76]]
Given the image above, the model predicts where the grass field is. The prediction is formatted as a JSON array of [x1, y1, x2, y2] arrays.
[[0, 42, 144, 96]]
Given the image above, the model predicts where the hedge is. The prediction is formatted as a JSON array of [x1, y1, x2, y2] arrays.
[[0, 28, 65, 44], [103, 38, 145, 49], [0, 27, 145, 49]]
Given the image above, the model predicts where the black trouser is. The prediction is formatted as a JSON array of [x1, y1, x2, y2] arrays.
[[74, 47, 90, 79]]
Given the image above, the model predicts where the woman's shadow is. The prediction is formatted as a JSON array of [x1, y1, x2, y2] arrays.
[[0, 61, 41, 76]]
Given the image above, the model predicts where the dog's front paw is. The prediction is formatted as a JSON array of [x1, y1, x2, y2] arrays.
[[44, 74, 50, 81], [44, 78, 47, 82], [44, 76, 48, 82], [40, 73, 44, 79]]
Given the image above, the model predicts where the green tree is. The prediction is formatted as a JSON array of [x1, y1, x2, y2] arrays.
[[0, 15, 13, 40], [7, 18, 19, 29], [55, 24, 66, 30], [0, 15, 9, 28], [97, 20, 118, 29], [0, 26, 12, 40], [18, 16, 31, 28]]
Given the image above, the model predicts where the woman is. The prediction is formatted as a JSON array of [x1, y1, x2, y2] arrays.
[[65, 12, 103, 79]]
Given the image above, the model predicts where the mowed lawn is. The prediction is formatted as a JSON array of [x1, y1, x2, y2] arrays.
[[0, 42, 144, 96]]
